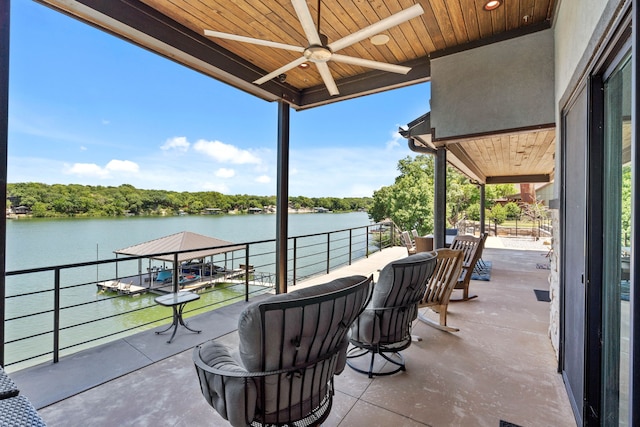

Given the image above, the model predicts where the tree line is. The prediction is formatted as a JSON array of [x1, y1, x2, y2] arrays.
[[6, 182, 373, 218], [368, 155, 528, 235]]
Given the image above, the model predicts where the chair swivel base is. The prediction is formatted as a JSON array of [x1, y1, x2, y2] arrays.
[[346, 346, 406, 378]]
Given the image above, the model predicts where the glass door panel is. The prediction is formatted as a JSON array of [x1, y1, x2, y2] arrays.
[[602, 55, 631, 426]]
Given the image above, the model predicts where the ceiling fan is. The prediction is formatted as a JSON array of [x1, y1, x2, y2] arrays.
[[204, 0, 424, 96]]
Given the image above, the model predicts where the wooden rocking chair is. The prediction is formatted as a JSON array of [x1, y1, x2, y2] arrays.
[[401, 230, 417, 255], [449, 234, 484, 301], [417, 248, 464, 332]]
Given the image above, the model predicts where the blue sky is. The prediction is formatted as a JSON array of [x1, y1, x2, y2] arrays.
[[8, 1, 431, 198]]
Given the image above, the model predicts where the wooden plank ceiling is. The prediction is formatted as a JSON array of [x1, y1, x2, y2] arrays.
[[38, 0, 555, 110], [446, 130, 556, 184], [36, 0, 557, 184]]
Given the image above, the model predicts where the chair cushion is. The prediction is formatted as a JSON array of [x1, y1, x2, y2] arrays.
[[351, 252, 436, 345], [238, 275, 369, 372], [370, 252, 435, 308]]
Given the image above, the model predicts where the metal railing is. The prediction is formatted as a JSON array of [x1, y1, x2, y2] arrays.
[[3, 222, 396, 370]]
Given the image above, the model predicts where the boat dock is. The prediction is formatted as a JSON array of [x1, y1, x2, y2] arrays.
[[96, 265, 263, 296], [96, 280, 148, 295]]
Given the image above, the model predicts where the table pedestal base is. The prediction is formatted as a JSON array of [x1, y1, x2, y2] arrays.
[[155, 292, 201, 343]]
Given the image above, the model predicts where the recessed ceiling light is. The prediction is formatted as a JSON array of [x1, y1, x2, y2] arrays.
[[483, 0, 502, 11], [299, 62, 310, 69], [370, 34, 390, 46]]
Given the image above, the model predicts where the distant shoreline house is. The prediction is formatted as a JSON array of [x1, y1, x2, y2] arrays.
[[6, 206, 31, 218], [13, 206, 30, 215]]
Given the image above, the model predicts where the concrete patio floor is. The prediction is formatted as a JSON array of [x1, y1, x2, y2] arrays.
[[12, 239, 576, 426]]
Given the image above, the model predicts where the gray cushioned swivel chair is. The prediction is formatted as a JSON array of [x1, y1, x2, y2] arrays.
[[347, 252, 437, 377], [193, 274, 373, 427]]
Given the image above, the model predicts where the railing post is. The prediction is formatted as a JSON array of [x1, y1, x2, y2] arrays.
[[0, 0, 9, 368], [366, 227, 369, 258], [53, 268, 61, 363], [172, 253, 179, 293], [293, 237, 297, 287], [392, 222, 396, 246], [245, 245, 250, 301], [326, 233, 330, 274], [349, 229, 353, 265]]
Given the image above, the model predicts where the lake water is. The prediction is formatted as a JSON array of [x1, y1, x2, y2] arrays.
[[6, 211, 372, 271], [4, 212, 373, 369]]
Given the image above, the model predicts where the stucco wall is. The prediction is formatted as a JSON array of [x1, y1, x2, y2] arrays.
[[550, 0, 623, 358], [554, 0, 610, 105], [553, 0, 623, 202], [430, 29, 554, 139]]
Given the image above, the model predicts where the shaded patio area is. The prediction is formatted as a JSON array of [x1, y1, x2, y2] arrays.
[[14, 240, 575, 426]]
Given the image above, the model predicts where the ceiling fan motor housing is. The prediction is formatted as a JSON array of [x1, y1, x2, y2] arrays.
[[304, 45, 332, 62]]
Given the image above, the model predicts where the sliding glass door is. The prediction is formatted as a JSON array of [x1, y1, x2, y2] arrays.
[[601, 54, 631, 426]]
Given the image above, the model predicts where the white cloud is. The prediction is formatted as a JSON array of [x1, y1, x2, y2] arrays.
[[66, 163, 109, 178], [101, 119, 110, 125], [161, 136, 190, 152], [386, 129, 403, 150], [255, 175, 271, 184], [215, 168, 235, 178], [105, 159, 139, 173], [64, 159, 139, 179], [80, 146, 87, 151], [193, 139, 261, 164]]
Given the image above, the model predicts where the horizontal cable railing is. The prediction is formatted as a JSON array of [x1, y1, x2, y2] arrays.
[[3, 221, 396, 370]]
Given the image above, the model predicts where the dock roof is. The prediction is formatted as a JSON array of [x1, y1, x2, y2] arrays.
[[114, 231, 244, 263]]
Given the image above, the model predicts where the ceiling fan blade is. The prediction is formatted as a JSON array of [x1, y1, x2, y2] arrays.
[[291, 0, 322, 45], [253, 56, 308, 85], [331, 54, 411, 74], [316, 62, 339, 96], [204, 30, 304, 52], [328, 4, 424, 52]]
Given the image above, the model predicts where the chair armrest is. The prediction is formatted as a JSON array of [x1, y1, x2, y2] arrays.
[[193, 342, 257, 427], [350, 301, 420, 346], [195, 340, 346, 426]]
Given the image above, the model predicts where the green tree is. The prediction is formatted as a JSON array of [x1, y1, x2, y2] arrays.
[[622, 164, 631, 244], [485, 184, 517, 200], [488, 204, 507, 225], [466, 203, 481, 221], [30, 202, 49, 217], [370, 155, 434, 234], [7, 182, 371, 218], [370, 155, 485, 234], [370, 186, 393, 222], [446, 171, 476, 226], [503, 202, 522, 220]]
